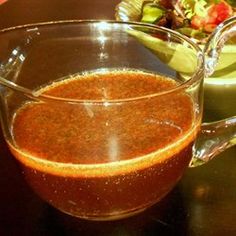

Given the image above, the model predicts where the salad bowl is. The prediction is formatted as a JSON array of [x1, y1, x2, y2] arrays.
[[115, 0, 236, 120]]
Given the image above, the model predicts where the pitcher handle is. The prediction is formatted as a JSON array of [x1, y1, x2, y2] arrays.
[[191, 16, 236, 167], [204, 16, 236, 77], [191, 117, 236, 167]]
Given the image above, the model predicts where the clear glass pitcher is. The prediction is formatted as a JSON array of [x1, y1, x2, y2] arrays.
[[0, 19, 235, 221]]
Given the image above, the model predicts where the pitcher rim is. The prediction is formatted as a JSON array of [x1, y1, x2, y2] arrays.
[[0, 20, 204, 104]]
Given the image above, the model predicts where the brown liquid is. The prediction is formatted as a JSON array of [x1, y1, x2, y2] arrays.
[[9, 70, 199, 220]]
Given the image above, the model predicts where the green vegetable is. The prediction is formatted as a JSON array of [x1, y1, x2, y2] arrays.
[[127, 29, 198, 74], [180, 0, 208, 18], [127, 29, 236, 78], [226, 0, 236, 7], [177, 27, 208, 39], [141, 3, 165, 23]]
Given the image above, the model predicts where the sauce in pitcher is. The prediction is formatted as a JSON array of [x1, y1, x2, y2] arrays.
[[9, 70, 199, 219]]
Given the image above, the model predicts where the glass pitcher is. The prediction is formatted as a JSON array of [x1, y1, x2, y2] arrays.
[[0, 19, 235, 221]]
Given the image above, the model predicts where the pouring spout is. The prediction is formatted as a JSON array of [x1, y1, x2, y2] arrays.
[[204, 16, 236, 78]]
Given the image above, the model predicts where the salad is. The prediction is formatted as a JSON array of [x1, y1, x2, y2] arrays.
[[141, 0, 236, 42]]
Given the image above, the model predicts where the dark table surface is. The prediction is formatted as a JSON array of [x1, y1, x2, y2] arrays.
[[0, 1, 236, 235]]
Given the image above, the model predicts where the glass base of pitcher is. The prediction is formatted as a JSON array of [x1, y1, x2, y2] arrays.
[[52, 191, 173, 221], [57, 206, 149, 221]]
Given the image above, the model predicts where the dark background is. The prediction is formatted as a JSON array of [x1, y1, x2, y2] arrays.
[[0, 0, 236, 235]]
